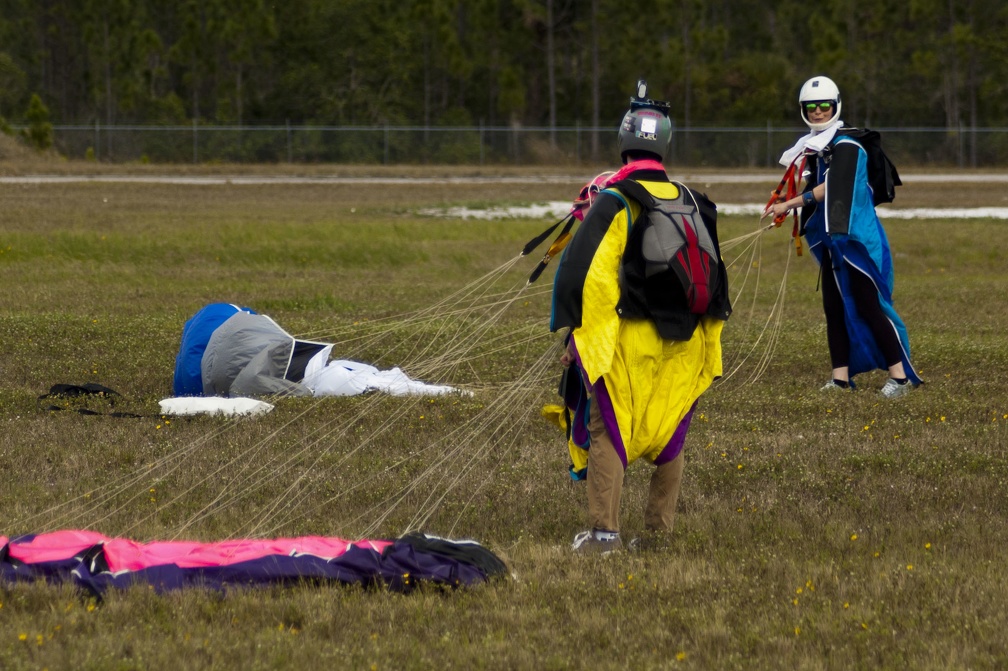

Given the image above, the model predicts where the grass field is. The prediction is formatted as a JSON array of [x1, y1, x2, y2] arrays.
[[2, 163, 1008, 670]]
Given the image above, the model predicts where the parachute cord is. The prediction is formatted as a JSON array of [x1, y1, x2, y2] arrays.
[[15, 407, 252, 534], [246, 264, 539, 537], [251, 265, 556, 539], [399, 346, 558, 535], [18, 205, 800, 542], [719, 237, 793, 386], [14, 247, 551, 541], [266, 308, 556, 538], [353, 357, 555, 538], [718, 229, 766, 380]]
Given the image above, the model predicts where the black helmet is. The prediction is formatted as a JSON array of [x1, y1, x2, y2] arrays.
[[618, 80, 672, 163]]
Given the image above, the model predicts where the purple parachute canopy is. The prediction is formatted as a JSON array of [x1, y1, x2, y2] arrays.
[[1, 530, 507, 595]]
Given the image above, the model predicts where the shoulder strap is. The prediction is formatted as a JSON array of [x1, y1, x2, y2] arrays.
[[669, 179, 702, 213], [599, 185, 635, 242], [610, 178, 654, 209], [611, 178, 698, 214]]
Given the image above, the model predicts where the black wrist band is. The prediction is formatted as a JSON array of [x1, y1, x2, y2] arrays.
[[802, 191, 815, 207]]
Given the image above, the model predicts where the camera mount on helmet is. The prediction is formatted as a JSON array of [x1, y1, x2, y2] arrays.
[[629, 79, 671, 116]]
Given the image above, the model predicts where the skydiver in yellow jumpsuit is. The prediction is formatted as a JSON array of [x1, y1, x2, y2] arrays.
[[551, 82, 731, 554]]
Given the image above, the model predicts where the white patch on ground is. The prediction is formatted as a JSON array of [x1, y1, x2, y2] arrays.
[[873, 206, 1008, 219], [5, 173, 1007, 219], [420, 201, 1008, 220], [4, 171, 1007, 186], [418, 203, 576, 219], [713, 204, 1008, 219], [0, 175, 586, 186]]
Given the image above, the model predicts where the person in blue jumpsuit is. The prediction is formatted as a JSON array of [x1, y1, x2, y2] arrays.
[[765, 75, 921, 398]]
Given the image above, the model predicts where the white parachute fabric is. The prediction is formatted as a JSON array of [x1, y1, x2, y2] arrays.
[[303, 346, 458, 397]]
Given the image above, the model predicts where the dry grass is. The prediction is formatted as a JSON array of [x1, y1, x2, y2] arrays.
[[1, 163, 1007, 669], [0, 133, 60, 166]]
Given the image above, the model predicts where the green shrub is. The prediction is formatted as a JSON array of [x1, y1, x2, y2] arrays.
[[22, 93, 53, 151]]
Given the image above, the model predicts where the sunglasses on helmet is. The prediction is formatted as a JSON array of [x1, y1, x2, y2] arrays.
[[805, 102, 833, 112]]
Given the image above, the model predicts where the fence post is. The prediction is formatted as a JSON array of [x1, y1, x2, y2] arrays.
[[958, 120, 964, 168], [766, 120, 772, 167], [479, 120, 484, 165], [384, 124, 389, 164], [192, 118, 198, 163], [576, 120, 581, 162], [971, 124, 977, 168], [94, 120, 100, 161], [286, 119, 292, 163]]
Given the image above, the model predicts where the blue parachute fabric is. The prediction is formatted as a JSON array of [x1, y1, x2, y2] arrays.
[[173, 303, 256, 396]]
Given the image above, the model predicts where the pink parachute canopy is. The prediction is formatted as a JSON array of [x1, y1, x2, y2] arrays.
[[1, 530, 506, 594]]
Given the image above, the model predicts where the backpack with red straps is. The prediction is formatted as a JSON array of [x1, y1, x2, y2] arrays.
[[611, 178, 721, 316]]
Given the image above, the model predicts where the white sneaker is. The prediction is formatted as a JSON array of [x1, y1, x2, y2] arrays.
[[880, 378, 913, 398], [571, 529, 622, 556], [627, 531, 671, 553], [820, 379, 854, 391]]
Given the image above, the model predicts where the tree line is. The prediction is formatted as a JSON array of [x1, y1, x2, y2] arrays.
[[1, 0, 1005, 148]]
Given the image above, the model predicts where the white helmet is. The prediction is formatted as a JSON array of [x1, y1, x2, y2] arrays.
[[798, 76, 841, 131]]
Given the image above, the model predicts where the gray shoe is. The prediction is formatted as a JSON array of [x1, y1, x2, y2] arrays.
[[820, 379, 855, 391], [627, 531, 671, 553], [880, 378, 913, 398], [571, 529, 622, 556]]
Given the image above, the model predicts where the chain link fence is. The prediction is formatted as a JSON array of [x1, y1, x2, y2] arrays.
[[29, 122, 1008, 168]]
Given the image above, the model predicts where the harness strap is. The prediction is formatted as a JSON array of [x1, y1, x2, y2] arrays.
[[526, 214, 577, 285], [766, 156, 807, 256], [38, 383, 149, 418]]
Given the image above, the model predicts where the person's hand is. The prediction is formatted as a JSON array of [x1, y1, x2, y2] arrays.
[[763, 196, 785, 219], [560, 342, 575, 367], [762, 198, 791, 221]]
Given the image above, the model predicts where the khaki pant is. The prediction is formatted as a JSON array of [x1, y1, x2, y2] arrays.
[[586, 400, 685, 533]]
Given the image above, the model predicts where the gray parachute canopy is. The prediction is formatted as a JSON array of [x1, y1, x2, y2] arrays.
[[200, 312, 329, 398]]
